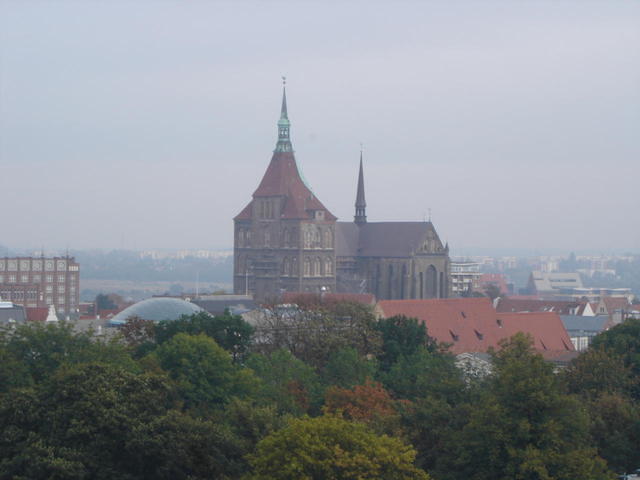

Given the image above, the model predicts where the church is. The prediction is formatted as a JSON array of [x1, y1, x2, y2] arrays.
[[233, 86, 450, 302]]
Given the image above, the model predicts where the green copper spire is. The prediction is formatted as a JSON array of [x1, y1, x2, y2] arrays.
[[275, 77, 292, 153]]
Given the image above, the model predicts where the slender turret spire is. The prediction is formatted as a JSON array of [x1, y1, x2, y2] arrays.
[[275, 76, 292, 152], [354, 146, 367, 224]]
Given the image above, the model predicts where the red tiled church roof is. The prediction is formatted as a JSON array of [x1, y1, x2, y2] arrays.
[[235, 86, 336, 222], [377, 298, 574, 355]]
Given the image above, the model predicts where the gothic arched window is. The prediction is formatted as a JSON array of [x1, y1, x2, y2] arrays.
[[324, 230, 332, 248], [325, 257, 333, 275], [315, 257, 322, 276], [304, 257, 311, 276], [283, 257, 290, 276]]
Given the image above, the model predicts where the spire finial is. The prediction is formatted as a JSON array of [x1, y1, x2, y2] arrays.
[[354, 147, 367, 224], [275, 78, 292, 152]]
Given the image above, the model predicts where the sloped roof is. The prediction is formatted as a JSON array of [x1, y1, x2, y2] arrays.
[[496, 298, 588, 315], [560, 314, 609, 334], [530, 271, 583, 292], [377, 298, 502, 354], [601, 296, 631, 313], [235, 151, 336, 221], [377, 298, 574, 355], [0, 303, 26, 324], [496, 312, 575, 352], [335, 222, 360, 257], [26, 307, 48, 322], [335, 221, 445, 258]]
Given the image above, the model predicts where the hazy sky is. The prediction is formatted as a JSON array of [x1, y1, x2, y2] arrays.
[[1, 1, 638, 252]]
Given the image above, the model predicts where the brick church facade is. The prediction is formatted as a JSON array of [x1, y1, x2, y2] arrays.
[[233, 86, 450, 301]]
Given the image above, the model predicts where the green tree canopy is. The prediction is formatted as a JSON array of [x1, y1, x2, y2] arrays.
[[321, 346, 377, 389], [247, 415, 429, 480], [246, 349, 322, 415], [374, 315, 437, 371], [154, 311, 254, 362], [152, 333, 258, 409], [590, 318, 640, 380], [442, 333, 609, 480], [0, 321, 138, 385]]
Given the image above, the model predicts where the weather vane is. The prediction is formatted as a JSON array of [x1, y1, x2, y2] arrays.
[[282, 75, 286, 86]]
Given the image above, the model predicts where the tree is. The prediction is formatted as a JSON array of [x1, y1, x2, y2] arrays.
[[374, 315, 437, 372], [120, 316, 155, 350], [483, 283, 501, 300], [246, 349, 322, 415], [324, 379, 404, 436], [587, 393, 640, 474], [321, 346, 377, 389], [0, 363, 173, 480], [247, 415, 429, 479], [0, 321, 138, 384], [252, 302, 381, 369], [154, 311, 254, 362], [441, 334, 609, 480], [153, 333, 258, 409], [126, 410, 247, 479], [381, 347, 464, 402], [564, 347, 638, 399], [591, 318, 640, 380]]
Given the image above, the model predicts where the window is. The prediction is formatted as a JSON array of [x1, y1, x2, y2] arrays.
[[58, 275, 65, 283], [474, 329, 484, 340], [46, 285, 53, 293], [324, 230, 332, 248], [0, 262, 4, 271], [304, 258, 311, 276], [58, 285, 65, 294], [32, 275, 41, 283], [58, 296, 65, 305], [0, 275, 3, 283], [46, 275, 53, 283], [325, 257, 333, 275], [21, 275, 29, 283], [315, 258, 322, 276], [449, 330, 459, 342], [8, 275, 16, 283], [46, 295, 52, 305], [282, 258, 290, 276]]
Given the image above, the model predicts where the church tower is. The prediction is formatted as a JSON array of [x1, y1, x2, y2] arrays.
[[233, 82, 337, 301]]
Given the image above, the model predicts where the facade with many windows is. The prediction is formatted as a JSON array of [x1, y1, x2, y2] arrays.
[[0, 256, 80, 315]]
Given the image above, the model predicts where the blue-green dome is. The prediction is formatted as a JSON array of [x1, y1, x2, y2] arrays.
[[109, 297, 204, 326]]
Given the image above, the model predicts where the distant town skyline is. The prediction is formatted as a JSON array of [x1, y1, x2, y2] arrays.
[[1, 1, 638, 251]]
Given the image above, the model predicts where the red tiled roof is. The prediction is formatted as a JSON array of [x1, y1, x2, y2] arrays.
[[496, 312, 575, 352], [235, 151, 336, 221], [26, 307, 48, 322], [602, 296, 631, 313], [377, 298, 501, 354], [377, 298, 574, 355], [496, 298, 587, 315]]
